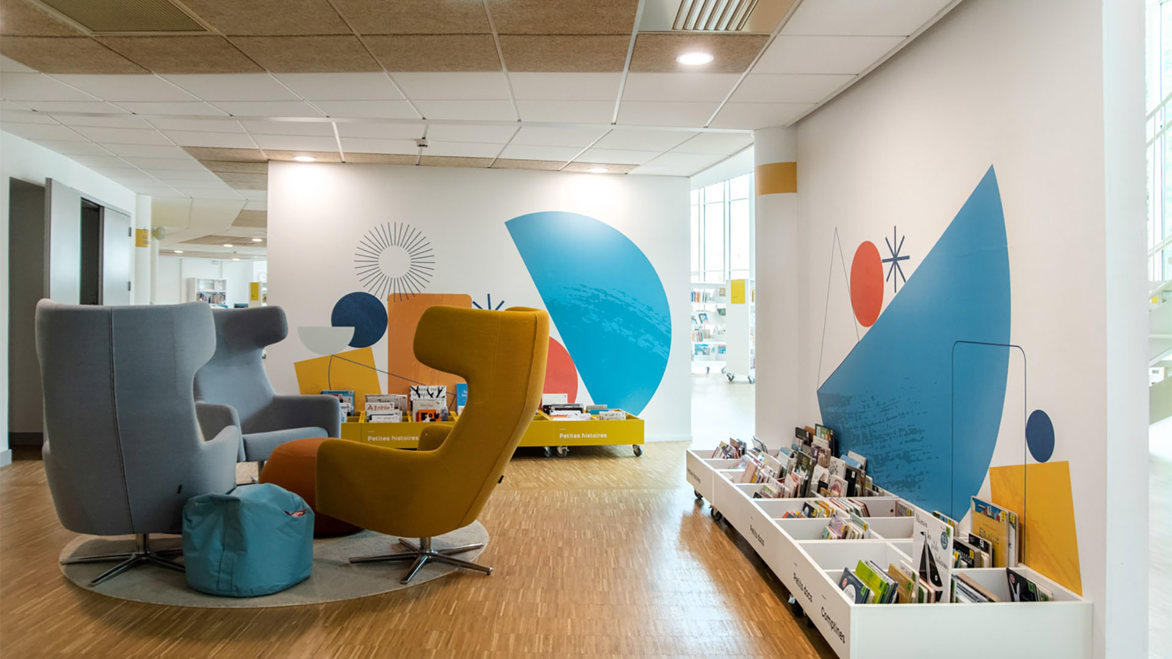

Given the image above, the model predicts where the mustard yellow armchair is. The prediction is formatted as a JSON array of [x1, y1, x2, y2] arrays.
[[316, 306, 549, 583]]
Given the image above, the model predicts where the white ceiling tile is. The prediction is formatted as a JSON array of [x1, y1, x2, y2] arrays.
[[731, 73, 853, 103], [627, 164, 693, 176], [515, 100, 613, 123], [101, 143, 190, 158], [70, 125, 172, 145], [0, 122, 84, 141], [35, 140, 116, 156], [0, 56, 36, 72], [313, 99, 420, 119], [50, 113, 154, 129], [0, 108, 58, 123], [164, 74, 299, 101], [755, 35, 905, 74], [240, 191, 268, 204], [251, 133, 338, 151], [508, 73, 622, 101], [0, 73, 101, 101], [149, 169, 224, 182], [68, 154, 133, 169], [616, 101, 717, 128], [391, 73, 510, 100], [111, 101, 228, 116], [414, 99, 516, 121], [161, 130, 259, 149], [511, 125, 608, 147], [208, 100, 326, 117], [240, 119, 334, 136], [273, 73, 405, 101], [594, 128, 696, 151], [23, 100, 128, 114], [671, 132, 754, 154], [423, 141, 502, 158], [0, 99, 32, 111], [426, 124, 517, 143], [622, 73, 741, 102], [47, 74, 199, 102], [641, 152, 724, 170], [498, 144, 579, 162], [708, 101, 814, 129], [340, 137, 418, 155], [334, 121, 426, 139], [576, 147, 660, 165], [148, 117, 246, 132], [782, 0, 954, 36]]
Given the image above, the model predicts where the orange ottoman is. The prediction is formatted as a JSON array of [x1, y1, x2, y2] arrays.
[[259, 437, 361, 537]]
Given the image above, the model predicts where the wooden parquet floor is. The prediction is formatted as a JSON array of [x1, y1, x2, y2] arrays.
[[0, 442, 834, 658]]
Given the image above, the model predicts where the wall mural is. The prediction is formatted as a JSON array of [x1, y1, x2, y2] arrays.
[[506, 211, 671, 416], [353, 222, 435, 301], [815, 166, 1081, 593]]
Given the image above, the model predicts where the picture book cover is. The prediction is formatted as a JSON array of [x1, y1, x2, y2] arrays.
[[839, 568, 872, 604], [912, 508, 952, 603]]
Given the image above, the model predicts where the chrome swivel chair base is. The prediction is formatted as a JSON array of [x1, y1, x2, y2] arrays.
[[350, 537, 490, 584], [61, 533, 184, 586]]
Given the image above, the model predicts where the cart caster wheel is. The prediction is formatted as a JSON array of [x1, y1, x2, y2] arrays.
[[543, 446, 552, 458], [633, 445, 642, 457], [694, 490, 703, 500], [788, 597, 803, 617], [710, 508, 723, 522], [726, 372, 734, 382], [556, 446, 569, 458], [748, 375, 755, 384]]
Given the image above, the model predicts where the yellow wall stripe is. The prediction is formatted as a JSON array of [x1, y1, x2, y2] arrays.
[[756, 162, 797, 195]]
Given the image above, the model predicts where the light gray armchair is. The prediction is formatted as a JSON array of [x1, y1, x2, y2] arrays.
[[35, 300, 239, 586], [194, 306, 341, 467]]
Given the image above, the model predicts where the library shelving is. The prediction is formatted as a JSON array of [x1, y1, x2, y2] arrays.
[[342, 410, 643, 457], [684, 450, 1092, 658], [188, 277, 227, 306]]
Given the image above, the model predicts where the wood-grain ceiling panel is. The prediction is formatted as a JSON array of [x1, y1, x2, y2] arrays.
[[203, 160, 268, 174], [214, 171, 268, 190], [344, 152, 417, 165], [330, 0, 491, 35], [486, 0, 639, 35], [491, 159, 565, 171], [419, 155, 493, 168], [178, 0, 349, 35], [0, 0, 85, 36], [229, 36, 380, 73], [629, 33, 769, 73], [183, 146, 268, 162], [263, 149, 342, 162], [500, 35, 630, 72], [364, 35, 500, 72], [0, 37, 147, 73], [100, 36, 262, 73], [232, 209, 268, 228]]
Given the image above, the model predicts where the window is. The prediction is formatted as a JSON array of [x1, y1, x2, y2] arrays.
[[1147, 0, 1172, 295], [691, 173, 754, 283]]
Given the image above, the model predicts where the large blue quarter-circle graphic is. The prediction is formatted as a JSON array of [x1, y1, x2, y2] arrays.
[[331, 291, 387, 348], [506, 211, 671, 416]]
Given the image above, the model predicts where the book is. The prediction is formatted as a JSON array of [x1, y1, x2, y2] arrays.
[[366, 411, 402, 423], [838, 568, 872, 604], [887, 562, 917, 603], [1006, 568, 1052, 602], [954, 572, 1000, 603], [912, 508, 953, 602], [971, 496, 1020, 567], [410, 385, 448, 409], [412, 397, 446, 422], [455, 383, 468, 414], [321, 389, 355, 414]]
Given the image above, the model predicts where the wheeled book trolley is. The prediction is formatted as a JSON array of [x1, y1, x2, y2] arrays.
[[685, 450, 1092, 658]]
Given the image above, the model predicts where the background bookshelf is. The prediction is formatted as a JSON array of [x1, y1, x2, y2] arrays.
[[187, 277, 227, 306]]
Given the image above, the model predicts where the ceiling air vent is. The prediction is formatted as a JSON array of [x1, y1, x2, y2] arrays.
[[640, 0, 795, 34], [673, 0, 759, 31], [36, 0, 205, 33]]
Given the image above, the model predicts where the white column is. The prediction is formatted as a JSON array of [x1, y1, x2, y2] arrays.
[[753, 126, 798, 450]]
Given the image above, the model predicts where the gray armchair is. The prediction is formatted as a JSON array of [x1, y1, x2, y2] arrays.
[[194, 306, 341, 467], [35, 300, 239, 586]]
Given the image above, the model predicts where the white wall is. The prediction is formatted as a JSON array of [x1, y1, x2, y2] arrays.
[[267, 163, 691, 442], [1, 132, 139, 463], [785, 1, 1145, 656]]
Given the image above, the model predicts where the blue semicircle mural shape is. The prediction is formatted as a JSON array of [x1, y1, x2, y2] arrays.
[[817, 166, 1011, 518], [506, 211, 670, 416]]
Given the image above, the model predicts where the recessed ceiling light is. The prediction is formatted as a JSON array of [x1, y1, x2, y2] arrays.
[[587, 166, 609, 174], [223, 243, 233, 248], [676, 51, 714, 66], [232, 258, 240, 261], [173, 249, 183, 254], [251, 237, 263, 243], [293, 155, 315, 162]]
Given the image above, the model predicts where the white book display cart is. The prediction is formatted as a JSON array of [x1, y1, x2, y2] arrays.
[[685, 450, 1092, 658]]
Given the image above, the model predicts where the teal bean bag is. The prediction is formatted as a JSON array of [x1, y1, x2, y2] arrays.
[[182, 483, 314, 597]]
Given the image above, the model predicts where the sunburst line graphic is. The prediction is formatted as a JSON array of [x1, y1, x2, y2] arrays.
[[353, 222, 435, 301]]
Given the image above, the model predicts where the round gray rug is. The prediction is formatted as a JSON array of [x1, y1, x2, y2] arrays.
[[58, 522, 489, 608]]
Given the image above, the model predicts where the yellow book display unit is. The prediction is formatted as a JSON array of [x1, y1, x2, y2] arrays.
[[342, 410, 644, 457]]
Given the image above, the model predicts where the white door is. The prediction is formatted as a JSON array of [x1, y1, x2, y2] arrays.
[[101, 206, 131, 305]]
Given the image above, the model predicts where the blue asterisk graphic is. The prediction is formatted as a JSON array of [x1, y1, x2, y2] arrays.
[[472, 294, 506, 310], [882, 226, 909, 293]]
